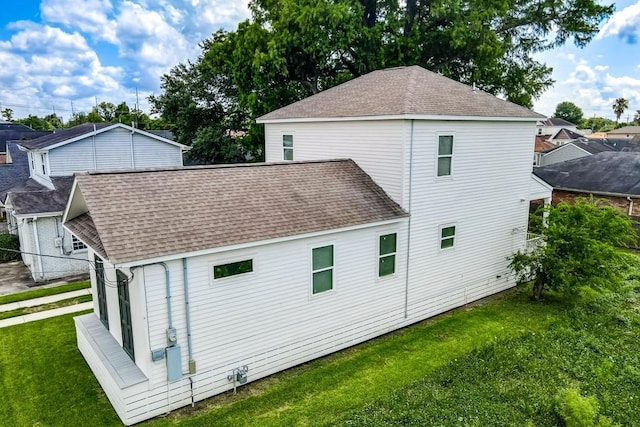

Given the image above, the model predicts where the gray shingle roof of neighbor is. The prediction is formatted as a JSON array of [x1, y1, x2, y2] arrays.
[[0, 142, 30, 202], [18, 123, 112, 150], [8, 176, 75, 215], [257, 66, 544, 121], [607, 126, 640, 135], [572, 140, 614, 155], [552, 128, 584, 141], [533, 152, 640, 196], [541, 117, 576, 127], [65, 159, 409, 265]]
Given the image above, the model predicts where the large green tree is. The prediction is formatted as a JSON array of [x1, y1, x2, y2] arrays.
[[509, 198, 637, 300], [554, 101, 584, 125], [151, 0, 614, 163]]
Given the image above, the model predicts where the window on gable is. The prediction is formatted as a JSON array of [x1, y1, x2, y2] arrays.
[[437, 135, 454, 177], [312, 245, 333, 294], [379, 233, 397, 277], [283, 135, 293, 161], [440, 225, 456, 249], [72, 235, 87, 251], [213, 259, 253, 279], [40, 153, 46, 175]]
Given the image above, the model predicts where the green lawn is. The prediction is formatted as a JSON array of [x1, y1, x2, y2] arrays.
[[0, 280, 90, 305], [0, 284, 638, 426]]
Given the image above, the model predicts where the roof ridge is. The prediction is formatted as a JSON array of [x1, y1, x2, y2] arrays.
[[81, 158, 353, 176]]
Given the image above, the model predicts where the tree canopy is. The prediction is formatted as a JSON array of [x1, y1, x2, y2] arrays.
[[150, 0, 613, 163], [554, 101, 583, 125], [509, 198, 637, 300], [613, 97, 629, 122]]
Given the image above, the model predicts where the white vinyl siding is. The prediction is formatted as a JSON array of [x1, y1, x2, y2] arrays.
[[47, 127, 183, 176], [539, 143, 590, 167], [265, 120, 405, 205]]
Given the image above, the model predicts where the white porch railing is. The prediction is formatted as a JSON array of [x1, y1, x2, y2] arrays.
[[526, 233, 543, 251]]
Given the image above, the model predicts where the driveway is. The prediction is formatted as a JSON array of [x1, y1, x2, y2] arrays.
[[0, 261, 89, 296]]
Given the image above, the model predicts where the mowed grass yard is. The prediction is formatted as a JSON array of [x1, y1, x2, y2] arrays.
[[0, 282, 638, 426]]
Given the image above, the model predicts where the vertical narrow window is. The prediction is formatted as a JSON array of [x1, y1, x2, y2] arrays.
[[40, 153, 46, 175], [379, 233, 397, 277], [117, 270, 134, 361], [440, 225, 456, 249], [95, 255, 109, 329], [437, 135, 454, 177], [283, 134, 293, 160], [29, 153, 35, 171], [312, 245, 333, 294]]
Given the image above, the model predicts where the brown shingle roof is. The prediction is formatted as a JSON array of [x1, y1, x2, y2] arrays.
[[66, 160, 408, 265], [258, 66, 543, 121], [535, 136, 555, 152]]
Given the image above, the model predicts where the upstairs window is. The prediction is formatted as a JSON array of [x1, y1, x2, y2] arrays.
[[312, 245, 333, 294], [214, 259, 253, 280], [378, 233, 397, 277], [437, 135, 454, 177], [440, 225, 456, 249], [283, 135, 293, 160], [40, 153, 47, 175]]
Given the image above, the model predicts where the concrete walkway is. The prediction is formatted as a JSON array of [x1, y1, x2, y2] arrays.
[[0, 289, 93, 328], [0, 288, 91, 312]]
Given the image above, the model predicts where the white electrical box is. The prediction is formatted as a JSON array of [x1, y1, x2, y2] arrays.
[[54, 237, 63, 247]]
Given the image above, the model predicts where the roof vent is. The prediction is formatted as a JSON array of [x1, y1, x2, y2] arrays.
[[472, 82, 477, 93]]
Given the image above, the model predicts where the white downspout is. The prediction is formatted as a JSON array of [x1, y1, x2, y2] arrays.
[[627, 197, 634, 216], [404, 120, 414, 319], [32, 217, 44, 280]]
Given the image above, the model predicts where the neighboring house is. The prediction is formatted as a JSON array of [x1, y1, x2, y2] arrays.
[[0, 142, 30, 220], [535, 139, 613, 167], [547, 127, 586, 145], [5, 123, 188, 282], [588, 137, 640, 152], [606, 126, 640, 139], [533, 152, 640, 216], [534, 135, 556, 166], [65, 65, 550, 425], [536, 117, 578, 136]]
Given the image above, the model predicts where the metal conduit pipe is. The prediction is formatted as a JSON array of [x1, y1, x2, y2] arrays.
[[131, 262, 175, 345], [182, 258, 195, 374]]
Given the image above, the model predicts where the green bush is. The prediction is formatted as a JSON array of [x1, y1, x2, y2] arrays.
[[0, 233, 20, 263], [555, 387, 618, 427]]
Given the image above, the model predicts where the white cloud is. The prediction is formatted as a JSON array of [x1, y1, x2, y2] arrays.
[[598, 2, 640, 44], [534, 54, 640, 120], [40, 0, 117, 43]]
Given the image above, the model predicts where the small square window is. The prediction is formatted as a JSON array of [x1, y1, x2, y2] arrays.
[[437, 135, 453, 177], [312, 245, 333, 294], [283, 135, 293, 161], [440, 226, 456, 249], [72, 235, 87, 251], [379, 233, 397, 277]]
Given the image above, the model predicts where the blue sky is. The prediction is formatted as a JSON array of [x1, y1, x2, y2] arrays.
[[0, 0, 639, 122]]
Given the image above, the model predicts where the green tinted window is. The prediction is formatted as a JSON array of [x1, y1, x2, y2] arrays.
[[440, 226, 456, 249], [312, 245, 333, 270], [379, 233, 396, 255], [312, 245, 333, 294], [438, 136, 453, 155], [214, 259, 253, 279], [379, 233, 397, 277], [437, 135, 454, 176]]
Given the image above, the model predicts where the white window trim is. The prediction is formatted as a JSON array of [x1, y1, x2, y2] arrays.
[[439, 223, 457, 251], [282, 133, 294, 161], [377, 232, 397, 279], [435, 133, 455, 179], [209, 254, 257, 284], [310, 243, 335, 298], [40, 153, 48, 176]]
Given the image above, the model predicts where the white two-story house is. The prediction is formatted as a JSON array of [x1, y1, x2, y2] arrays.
[[5, 123, 187, 281], [64, 66, 551, 425]]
